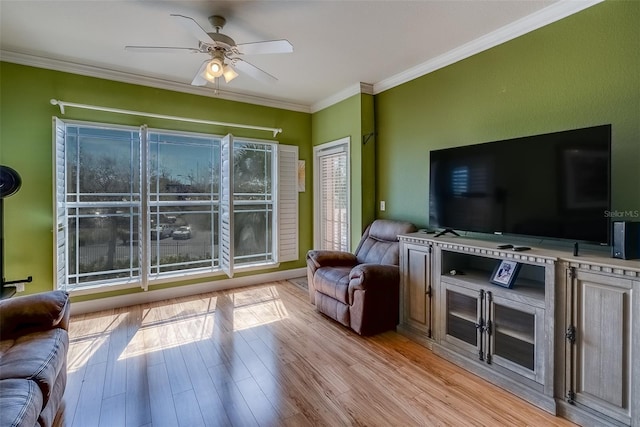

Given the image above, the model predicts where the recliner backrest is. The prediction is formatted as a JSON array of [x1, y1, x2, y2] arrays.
[[355, 219, 417, 265]]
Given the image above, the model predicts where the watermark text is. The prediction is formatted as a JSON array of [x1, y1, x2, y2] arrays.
[[604, 210, 640, 218]]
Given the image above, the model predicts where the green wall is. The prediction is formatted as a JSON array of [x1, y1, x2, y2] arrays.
[[0, 63, 311, 297], [375, 1, 640, 228], [311, 93, 376, 248], [360, 93, 376, 230]]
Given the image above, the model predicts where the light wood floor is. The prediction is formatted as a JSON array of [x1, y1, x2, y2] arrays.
[[57, 281, 576, 427]]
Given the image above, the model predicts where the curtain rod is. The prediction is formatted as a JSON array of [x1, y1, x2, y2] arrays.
[[50, 99, 283, 137]]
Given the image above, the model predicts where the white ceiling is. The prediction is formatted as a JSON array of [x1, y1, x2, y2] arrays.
[[0, 1, 600, 112]]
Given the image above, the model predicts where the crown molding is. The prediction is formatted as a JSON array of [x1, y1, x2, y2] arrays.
[[360, 82, 374, 96], [373, 0, 604, 95], [310, 82, 374, 113], [0, 50, 311, 113]]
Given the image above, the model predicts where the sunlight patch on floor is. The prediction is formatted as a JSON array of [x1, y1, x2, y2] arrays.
[[106, 287, 289, 359], [230, 286, 289, 331], [67, 311, 128, 372], [117, 296, 219, 360]]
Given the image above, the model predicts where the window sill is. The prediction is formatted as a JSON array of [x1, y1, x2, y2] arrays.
[[234, 261, 281, 274], [66, 261, 281, 297], [66, 280, 142, 298]]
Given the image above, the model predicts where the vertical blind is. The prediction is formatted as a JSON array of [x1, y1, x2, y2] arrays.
[[318, 145, 349, 251]]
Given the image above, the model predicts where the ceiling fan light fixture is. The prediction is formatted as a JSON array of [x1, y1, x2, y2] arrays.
[[204, 70, 217, 83], [222, 65, 238, 83], [206, 58, 224, 78]]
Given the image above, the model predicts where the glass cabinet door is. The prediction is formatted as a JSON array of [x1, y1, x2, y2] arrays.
[[442, 281, 482, 358], [488, 294, 544, 383]]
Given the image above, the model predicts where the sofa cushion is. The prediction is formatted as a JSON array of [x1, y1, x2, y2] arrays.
[[0, 378, 44, 427], [355, 220, 416, 265], [357, 238, 399, 265], [0, 290, 70, 339], [39, 368, 67, 427], [0, 328, 69, 408], [314, 266, 351, 304]]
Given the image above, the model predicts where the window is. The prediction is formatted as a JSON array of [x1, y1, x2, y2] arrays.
[[62, 124, 141, 287], [313, 138, 349, 251], [233, 141, 274, 264], [148, 131, 220, 278], [55, 119, 298, 292]]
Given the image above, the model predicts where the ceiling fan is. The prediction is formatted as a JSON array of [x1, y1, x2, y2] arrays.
[[125, 14, 293, 85]]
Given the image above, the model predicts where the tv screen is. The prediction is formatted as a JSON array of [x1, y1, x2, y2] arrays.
[[429, 124, 611, 244]]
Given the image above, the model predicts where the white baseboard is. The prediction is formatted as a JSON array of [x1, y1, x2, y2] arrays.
[[70, 267, 307, 315]]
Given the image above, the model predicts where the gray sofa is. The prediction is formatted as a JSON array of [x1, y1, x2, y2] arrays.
[[0, 291, 70, 427]]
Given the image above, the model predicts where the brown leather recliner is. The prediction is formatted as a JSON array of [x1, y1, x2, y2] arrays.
[[0, 290, 70, 427], [306, 219, 417, 335]]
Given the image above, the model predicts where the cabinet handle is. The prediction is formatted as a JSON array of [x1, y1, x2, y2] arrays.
[[565, 325, 576, 344], [566, 390, 575, 405], [476, 319, 486, 361]]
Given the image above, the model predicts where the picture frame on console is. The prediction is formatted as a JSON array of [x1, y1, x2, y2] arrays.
[[490, 260, 520, 288]]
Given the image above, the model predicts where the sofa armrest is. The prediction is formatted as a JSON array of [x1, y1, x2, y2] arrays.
[[348, 264, 399, 300], [306, 250, 358, 268], [0, 291, 70, 339]]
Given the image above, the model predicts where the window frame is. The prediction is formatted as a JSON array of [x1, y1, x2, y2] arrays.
[[56, 120, 144, 290], [54, 118, 298, 294], [146, 128, 222, 283]]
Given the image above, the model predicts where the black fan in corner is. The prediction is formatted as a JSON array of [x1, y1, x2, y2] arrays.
[[1, 165, 31, 298], [0, 165, 22, 198]]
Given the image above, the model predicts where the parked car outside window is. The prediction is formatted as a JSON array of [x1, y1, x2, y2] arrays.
[[172, 225, 192, 240], [151, 224, 173, 240]]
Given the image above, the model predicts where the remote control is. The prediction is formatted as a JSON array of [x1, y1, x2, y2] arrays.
[[512, 246, 531, 252], [497, 244, 513, 249]]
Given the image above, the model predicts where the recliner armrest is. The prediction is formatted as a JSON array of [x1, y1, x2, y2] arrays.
[[306, 250, 358, 268], [0, 291, 70, 339], [348, 264, 399, 298]]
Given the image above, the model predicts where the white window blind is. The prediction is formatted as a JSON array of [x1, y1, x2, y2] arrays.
[[317, 144, 349, 251], [220, 134, 235, 278], [53, 117, 67, 290], [277, 144, 299, 262]]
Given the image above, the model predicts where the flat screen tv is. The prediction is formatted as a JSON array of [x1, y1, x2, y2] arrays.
[[429, 124, 611, 245]]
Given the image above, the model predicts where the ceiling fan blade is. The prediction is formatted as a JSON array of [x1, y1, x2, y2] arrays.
[[125, 46, 201, 54], [191, 60, 210, 86], [234, 59, 278, 84], [236, 40, 293, 55], [170, 14, 214, 44]]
